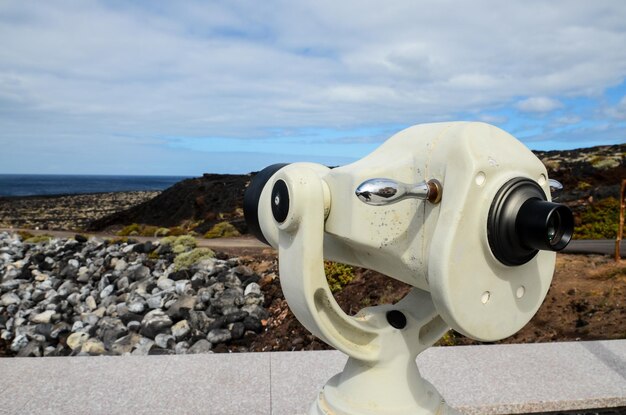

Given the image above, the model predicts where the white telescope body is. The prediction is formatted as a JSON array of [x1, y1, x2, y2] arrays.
[[244, 122, 572, 415]]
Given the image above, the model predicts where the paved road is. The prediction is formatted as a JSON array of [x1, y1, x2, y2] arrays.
[[1, 228, 622, 256], [0, 228, 269, 250], [564, 239, 624, 256]]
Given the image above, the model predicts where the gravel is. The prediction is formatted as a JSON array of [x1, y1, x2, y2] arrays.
[[0, 232, 268, 357]]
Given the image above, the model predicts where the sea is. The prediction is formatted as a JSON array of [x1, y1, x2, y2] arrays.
[[0, 174, 190, 197]]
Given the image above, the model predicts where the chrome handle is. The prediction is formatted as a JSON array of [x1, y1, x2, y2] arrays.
[[355, 178, 442, 206], [548, 179, 563, 193], [549, 179, 563, 200]]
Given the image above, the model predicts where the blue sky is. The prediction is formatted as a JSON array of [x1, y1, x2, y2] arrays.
[[0, 1, 625, 175]]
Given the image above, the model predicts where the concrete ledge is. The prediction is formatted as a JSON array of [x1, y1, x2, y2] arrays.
[[0, 340, 624, 414]]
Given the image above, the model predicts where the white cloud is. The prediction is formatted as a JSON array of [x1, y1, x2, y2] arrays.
[[553, 115, 582, 126], [606, 96, 626, 120], [1, 0, 626, 173], [478, 114, 508, 125], [516, 97, 563, 113]]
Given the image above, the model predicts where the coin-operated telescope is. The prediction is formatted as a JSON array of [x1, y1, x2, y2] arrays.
[[244, 122, 573, 415]]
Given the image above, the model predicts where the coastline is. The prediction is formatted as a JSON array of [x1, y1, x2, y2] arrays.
[[0, 191, 159, 231]]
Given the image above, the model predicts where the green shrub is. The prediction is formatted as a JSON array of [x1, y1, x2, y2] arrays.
[[154, 227, 170, 237], [591, 156, 620, 170], [168, 226, 187, 236], [436, 330, 459, 346], [324, 261, 355, 293], [24, 234, 52, 244], [16, 231, 34, 241], [575, 197, 620, 239], [174, 248, 215, 271], [139, 225, 159, 237], [160, 235, 197, 254], [204, 222, 241, 239], [576, 181, 592, 191], [117, 223, 141, 236]]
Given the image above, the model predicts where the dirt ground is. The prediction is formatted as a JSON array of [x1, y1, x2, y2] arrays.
[[232, 253, 626, 352]]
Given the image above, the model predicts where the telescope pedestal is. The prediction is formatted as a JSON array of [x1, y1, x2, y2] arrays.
[[309, 354, 461, 415]]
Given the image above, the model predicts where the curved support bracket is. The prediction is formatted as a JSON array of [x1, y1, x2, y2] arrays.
[[273, 164, 459, 414], [274, 164, 381, 361]]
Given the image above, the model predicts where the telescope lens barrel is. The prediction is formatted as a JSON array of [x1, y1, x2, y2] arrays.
[[488, 178, 574, 266], [516, 200, 573, 252]]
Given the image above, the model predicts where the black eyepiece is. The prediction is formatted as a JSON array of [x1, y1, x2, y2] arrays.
[[488, 178, 574, 266], [243, 164, 289, 245], [517, 199, 573, 252]]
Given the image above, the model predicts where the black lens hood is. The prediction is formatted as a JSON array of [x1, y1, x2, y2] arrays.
[[487, 177, 573, 266]]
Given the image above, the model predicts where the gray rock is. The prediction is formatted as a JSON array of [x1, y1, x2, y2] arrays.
[[188, 310, 213, 332], [17, 340, 42, 357], [71, 321, 85, 332], [229, 322, 245, 340], [131, 337, 154, 356], [166, 295, 196, 320], [97, 275, 110, 292], [1, 292, 20, 306], [174, 341, 189, 354], [157, 277, 174, 291], [67, 332, 89, 350], [43, 346, 57, 357], [210, 288, 244, 310], [244, 293, 264, 306], [197, 287, 213, 304], [77, 267, 90, 282], [244, 282, 262, 296], [114, 258, 128, 272], [97, 317, 127, 349], [221, 306, 240, 316], [206, 328, 231, 344], [171, 320, 190, 340], [1, 279, 24, 291], [59, 264, 78, 279], [57, 280, 76, 297], [111, 332, 141, 355], [116, 276, 130, 290], [82, 338, 106, 355], [140, 309, 173, 339], [10, 334, 28, 352], [243, 316, 264, 333], [232, 265, 253, 277], [175, 280, 191, 295], [222, 273, 241, 289], [85, 295, 97, 310], [50, 322, 71, 339], [32, 290, 46, 303], [106, 304, 117, 316], [187, 339, 212, 354], [192, 258, 216, 273], [127, 320, 141, 332], [146, 295, 163, 309], [100, 284, 114, 299], [122, 244, 136, 254], [242, 304, 270, 320], [81, 312, 100, 326], [127, 264, 150, 281], [154, 333, 175, 349], [35, 323, 53, 340], [30, 310, 55, 324], [127, 300, 145, 314]]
